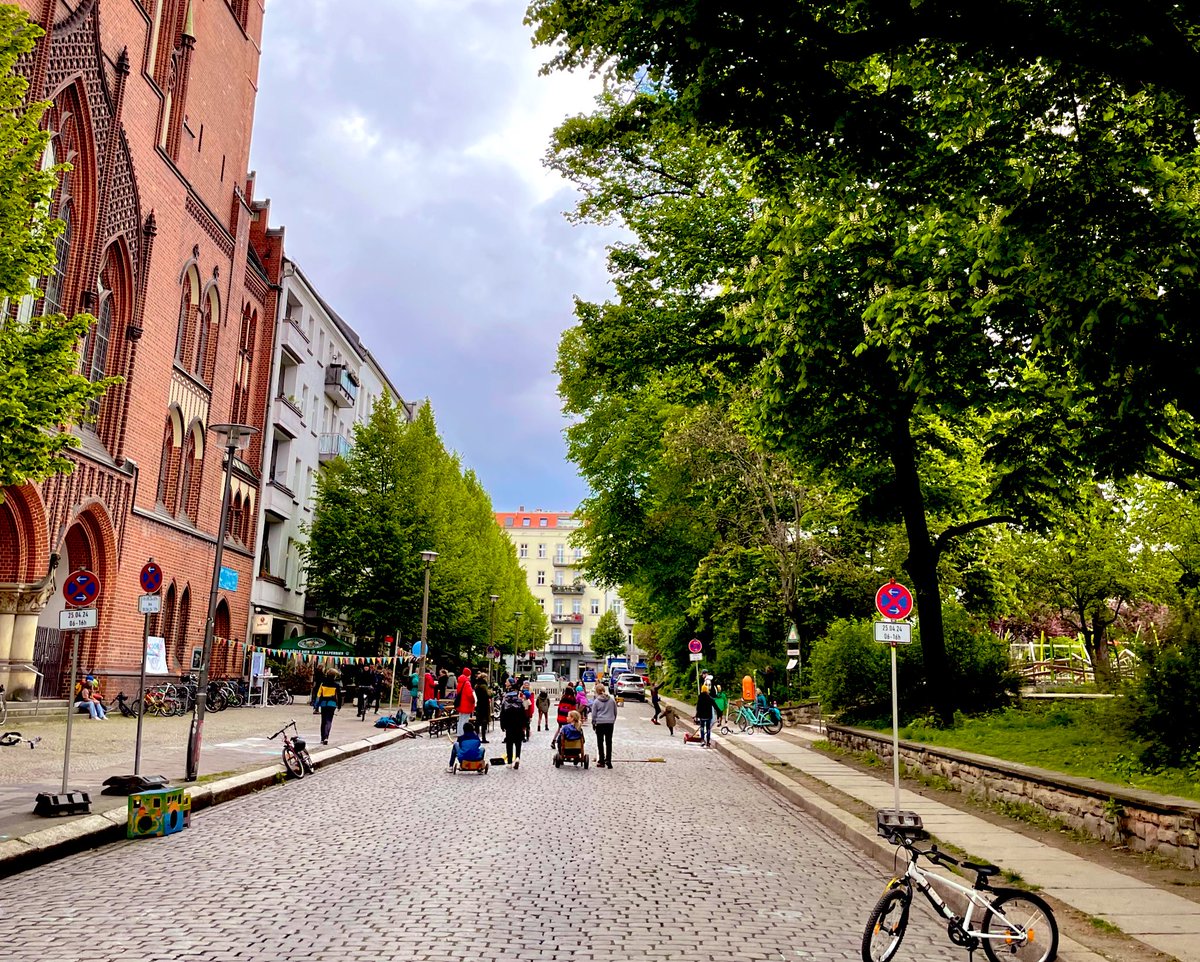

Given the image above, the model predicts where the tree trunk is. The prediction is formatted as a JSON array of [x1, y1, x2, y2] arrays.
[[887, 410, 952, 722], [1089, 609, 1116, 690]]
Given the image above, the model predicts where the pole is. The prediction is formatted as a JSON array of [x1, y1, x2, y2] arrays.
[[890, 641, 901, 814], [61, 630, 82, 793], [187, 434, 238, 781], [513, 612, 522, 678], [388, 630, 399, 710], [416, 564, 432, 718], [135, 611, 150, 775], [487, 596, 498, 684]]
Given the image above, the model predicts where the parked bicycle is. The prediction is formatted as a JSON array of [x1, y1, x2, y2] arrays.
[[0, 685, 7, 726], [269, 720, 314, 779], [720, 702, 782, 735], [863, 811, 1058, 962]]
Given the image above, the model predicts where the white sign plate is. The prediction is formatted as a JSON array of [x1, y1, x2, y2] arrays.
[[786, 648, 800, 657], [252, 613, 273, 634], [786, 658, 798, 670], [874, 621, 912, 644], [138, 593, 162, 614], [688, 651, 703, 662], [59, 607, 97, 630], [145, 636, 169, 674]]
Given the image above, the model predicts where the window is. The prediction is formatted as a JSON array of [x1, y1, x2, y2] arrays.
[[44, 203, 70, 316], [553, 599, 563, 616], [174, 282, 191, 363], [156, 418, 180, 508], [178, 430, 196, 520], [590, 599, 599, 615], [554, 547, 565, 564], [504, 517, 513, 527], [539, 517, 548, 527], [519, 543, 528, 558], [571, 628, 582, 645], [230, 306, 256, 424], [304, 467, 314, 507], [522, 517, 530, 527], [82, 290, 112, 418], [572, 599, 582, 615], [553, 571, 564, 586], [536, 571, 545, 585], [574, 547, 584, 561], [193, 296, 209, 380], [537, 544, 546, 558], [553, 628, 562, 644]]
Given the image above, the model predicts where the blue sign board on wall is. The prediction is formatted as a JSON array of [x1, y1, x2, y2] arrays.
[[218, 566, 239, 591]]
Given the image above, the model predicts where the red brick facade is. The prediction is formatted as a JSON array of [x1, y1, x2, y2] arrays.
[[0, 0, 282, 693]]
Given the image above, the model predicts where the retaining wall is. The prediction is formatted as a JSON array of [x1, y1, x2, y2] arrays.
[[826, 724, 1200, 869]]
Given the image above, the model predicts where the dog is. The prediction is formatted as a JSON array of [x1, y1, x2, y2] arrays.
[[663, 705, 677, 736]]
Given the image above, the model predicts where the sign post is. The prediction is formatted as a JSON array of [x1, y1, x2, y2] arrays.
[[875, 580, 914, 815], [386, 632, 398, 710], [60, 569, 101, 794], [687, 639, 703, 690], [135, 561, 164, 775]]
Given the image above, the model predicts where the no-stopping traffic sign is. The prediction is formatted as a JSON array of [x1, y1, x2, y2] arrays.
[[140, 561, 163, 594], [875, 581, 914, 620], [63, 569, 101, 608]]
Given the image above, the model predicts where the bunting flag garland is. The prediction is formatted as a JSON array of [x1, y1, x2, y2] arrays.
[[250, 646, 397, 667]]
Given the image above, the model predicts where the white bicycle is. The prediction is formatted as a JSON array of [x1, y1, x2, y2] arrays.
[[863, 811, 1058, 962]]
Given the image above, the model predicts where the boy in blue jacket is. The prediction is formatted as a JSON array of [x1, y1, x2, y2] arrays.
[[448, 721, 484, 771]]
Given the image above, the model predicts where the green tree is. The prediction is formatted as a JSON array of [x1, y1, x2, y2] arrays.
[[589, 608, 626, 660], [305, 397, 536, 663], [0, 7, 107, 493]]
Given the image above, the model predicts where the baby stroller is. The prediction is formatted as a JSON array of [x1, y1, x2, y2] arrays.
[[554, 730, 589, 769], [451, 744, 489, 775]]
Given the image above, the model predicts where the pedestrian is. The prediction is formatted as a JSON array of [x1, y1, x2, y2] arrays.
[[409, 670, 421, 716], [713, 684, 728, 729], [314, 669, 343, 745], [650, 682, 662, 724], [696, 684, 714, 747], [474, 677, 492, 743], [455, 667, 476, 736], [555, 686, 577, 741], [535, 689, 551, 730], [575, 684, 590, 721], [423, 668, 437, 716], [437, 668, 450, 700], [663, 703, 677, 736], [522, 683, 534, 741], [499, 682, 526, 770], [590, 682, 618, 768]]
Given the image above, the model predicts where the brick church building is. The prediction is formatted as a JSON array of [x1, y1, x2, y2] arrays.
[[0, 0, 283, 696]]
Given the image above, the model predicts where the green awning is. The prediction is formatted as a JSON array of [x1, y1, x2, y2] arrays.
[[268, 634, 355, 657]]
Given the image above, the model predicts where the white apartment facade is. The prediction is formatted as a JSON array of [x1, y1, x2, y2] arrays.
[[495, 508, 638, 680], [248, 258, 411, 645]]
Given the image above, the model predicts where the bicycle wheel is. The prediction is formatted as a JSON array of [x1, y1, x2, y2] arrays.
[[737, 711, 749, 732], [281, 745, 305, 779], [862, 887, 910, 962], [0, 700, 7, 725], [982, 890, 1058, 962], [762, 714, 783, 734]]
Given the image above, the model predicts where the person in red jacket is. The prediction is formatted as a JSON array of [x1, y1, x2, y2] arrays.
[[455, 667, 476, 736]]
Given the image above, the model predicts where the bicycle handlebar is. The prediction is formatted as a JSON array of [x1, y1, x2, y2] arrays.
[[268, 720, 297, 740]]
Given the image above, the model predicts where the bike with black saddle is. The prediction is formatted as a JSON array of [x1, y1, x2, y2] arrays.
[[269, 720, 315, 779], [863, 810, 1058, 962]]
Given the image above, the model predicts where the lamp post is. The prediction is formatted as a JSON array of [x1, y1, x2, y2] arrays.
[[415, 550, 438, 714], [513, 610, 524, 679], [487, 594, 499, 683], [187, 422, 258, 781]]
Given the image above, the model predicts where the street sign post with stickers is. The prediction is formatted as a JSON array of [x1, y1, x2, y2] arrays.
[[874, 580, 914, 814]]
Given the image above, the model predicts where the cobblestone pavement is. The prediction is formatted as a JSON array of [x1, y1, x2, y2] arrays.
[[1, 703, 962, 962]]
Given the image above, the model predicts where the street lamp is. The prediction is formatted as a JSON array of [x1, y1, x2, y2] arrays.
[[513, 610, 524, 679], [487, 594, 499, 683], [187, 422, 258, 781], [415, 550, 438, 714]]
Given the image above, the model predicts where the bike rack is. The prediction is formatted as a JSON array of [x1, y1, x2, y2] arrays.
[[0, 660, 45, 716]]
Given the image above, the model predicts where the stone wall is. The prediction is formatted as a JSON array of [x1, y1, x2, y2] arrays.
[[827, 724, 1200, 869]]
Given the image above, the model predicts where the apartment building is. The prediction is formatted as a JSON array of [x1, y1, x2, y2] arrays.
[[495, 508, 637, 679], [249, 258, 411, 645]]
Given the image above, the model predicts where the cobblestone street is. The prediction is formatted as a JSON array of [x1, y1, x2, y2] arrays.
[[1, 703, 962, 961]]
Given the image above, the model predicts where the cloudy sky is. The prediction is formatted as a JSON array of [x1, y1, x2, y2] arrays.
[[249, 0, 614, 512]]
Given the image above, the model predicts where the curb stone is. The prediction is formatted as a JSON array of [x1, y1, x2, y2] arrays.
[[0, 721, 428, 878]]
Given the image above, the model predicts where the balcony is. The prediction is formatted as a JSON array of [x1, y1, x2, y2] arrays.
[[279, 315, 309, 358], [550, 613, 584, 624], [552, 557, 583, 567], [547, 643, 583, 654], [318, 433, 351, 462], [550, 583, 585, 595], [324, 364, 359, 408], [272, 394, 304, 437]]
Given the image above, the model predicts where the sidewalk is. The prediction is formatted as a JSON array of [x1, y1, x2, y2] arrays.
[[0, 701, 425, 873], [663, 696, 1197, 962]]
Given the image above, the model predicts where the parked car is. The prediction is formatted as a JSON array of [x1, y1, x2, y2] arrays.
[[614, 673, 646, 701], [529, 672, 563, 697]]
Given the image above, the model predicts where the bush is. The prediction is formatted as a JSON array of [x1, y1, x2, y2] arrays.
[[810, 608, 1016, 720], [1130, 627, 1200, 768]]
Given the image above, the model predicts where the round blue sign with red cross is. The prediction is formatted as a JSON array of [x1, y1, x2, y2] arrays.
[[140, 562, 163, 594], [63, 569, 101, 607], [875, 581, 914, 620]]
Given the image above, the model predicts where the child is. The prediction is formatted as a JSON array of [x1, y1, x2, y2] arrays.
[[448, 721, 484, 771], [535, 689, 551, 731], [663, 703, 678, 736], [575, 686, 589, 721], [554, 709, 584, 748]]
